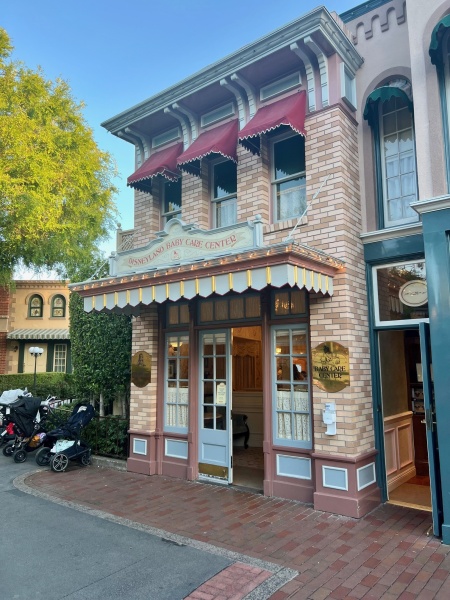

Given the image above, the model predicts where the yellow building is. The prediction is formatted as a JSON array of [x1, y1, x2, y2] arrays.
[[0, 280, 71, 375]]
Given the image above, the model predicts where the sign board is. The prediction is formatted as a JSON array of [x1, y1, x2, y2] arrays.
[[311, 341, 350, 393], [399, 280, 428, 307], [131, 351, 152, 388], [216, 382, 227, 405], [114, 217, 263, 276]]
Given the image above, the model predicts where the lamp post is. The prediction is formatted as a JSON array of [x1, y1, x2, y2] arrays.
[[29, 347, 43, 396]]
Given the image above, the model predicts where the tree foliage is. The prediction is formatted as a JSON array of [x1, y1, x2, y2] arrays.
[[69, 292, 132, 412], [0, 28, 117, 284]]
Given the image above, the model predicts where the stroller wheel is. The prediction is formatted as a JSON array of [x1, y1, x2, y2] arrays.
[[80, 453, 91, 466], [35, 447, 52, 466], [13, 449, 27, 463], [51, 452, 69, 472], [2, 442, 14, 457]]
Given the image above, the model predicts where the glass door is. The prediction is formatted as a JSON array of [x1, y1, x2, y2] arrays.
[[198, 331, 232, 483], [419, 322, 443, 536]]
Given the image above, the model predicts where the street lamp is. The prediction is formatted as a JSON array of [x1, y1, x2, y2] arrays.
[[29, 347, 43, 396]]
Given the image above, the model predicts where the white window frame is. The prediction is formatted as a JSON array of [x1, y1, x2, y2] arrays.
[[270, 131, 306, 223], [53, 343, 67, 373], [161, 178, 182, 225], [372, 260, 429, 327], [340, 63, 356, 111], [164, 333, 189, 434], [211, 157, 237, 228], [271, 324, 311, 449], [379, 98, 418, 228]]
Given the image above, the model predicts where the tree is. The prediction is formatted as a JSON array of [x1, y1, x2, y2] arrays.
[[69, 291, 132, 417], [0, 28, 117, 284]]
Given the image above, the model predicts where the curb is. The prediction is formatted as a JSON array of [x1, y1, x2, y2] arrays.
[[90, 455, 127, 471]]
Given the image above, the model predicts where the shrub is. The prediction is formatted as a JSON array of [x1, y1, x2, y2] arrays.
[[0, 373, 76, 400]]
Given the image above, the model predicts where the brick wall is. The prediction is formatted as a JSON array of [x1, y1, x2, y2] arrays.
[[130, 306, 159, 432]]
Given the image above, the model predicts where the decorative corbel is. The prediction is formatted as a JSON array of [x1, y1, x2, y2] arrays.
[[304, 36, 329, 108], [220, 78, 246, 128], [230, 74, 257, 119], [290, 42, 316, 112]]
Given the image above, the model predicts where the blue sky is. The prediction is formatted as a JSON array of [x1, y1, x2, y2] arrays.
[[3, 0, 356, 255]]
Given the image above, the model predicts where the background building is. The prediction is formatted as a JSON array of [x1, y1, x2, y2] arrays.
[[0, 281, 71, 375]]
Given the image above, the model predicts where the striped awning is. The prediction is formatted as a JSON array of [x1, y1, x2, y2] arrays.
[[7, 329, 70, 340], [83, 263, 333, 313]]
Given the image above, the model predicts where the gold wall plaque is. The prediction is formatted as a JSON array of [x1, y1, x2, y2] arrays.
[[312, 341, 350, 393], [131, 351, 152, 388]]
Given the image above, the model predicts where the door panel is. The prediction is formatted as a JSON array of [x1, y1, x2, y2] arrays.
[[419, 322, 442, 536], [198, 331, 232, 483]]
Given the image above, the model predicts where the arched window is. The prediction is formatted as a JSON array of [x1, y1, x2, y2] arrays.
[[364, 82, 419, 229], [429, 16, 450, 190], [29, 294, 43, 318], [51, 295, 66, 318]]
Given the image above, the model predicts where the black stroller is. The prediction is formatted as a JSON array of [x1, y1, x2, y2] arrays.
[[35, 403, 95, 472], [0, 389, 32, 447], [1, 395, 49, 462]]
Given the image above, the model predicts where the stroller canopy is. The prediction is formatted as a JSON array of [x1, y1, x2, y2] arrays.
[[49, 403, 95, 438], [8, 397, 42, 437]]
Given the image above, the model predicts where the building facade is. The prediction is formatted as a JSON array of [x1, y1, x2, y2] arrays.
[[0, 281, 71, 375], [72, 0, 450, 543]]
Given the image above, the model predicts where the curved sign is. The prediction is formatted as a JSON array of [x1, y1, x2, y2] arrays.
[[131, 351, 152, 388]]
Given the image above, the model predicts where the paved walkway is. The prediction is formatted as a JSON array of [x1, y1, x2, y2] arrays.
[[19, 464, 450, 599]]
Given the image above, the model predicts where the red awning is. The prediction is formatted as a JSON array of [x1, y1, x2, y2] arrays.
[[127, 142, 183, 193], [238, 92, 307, 155], [177, 120, 239, 176]]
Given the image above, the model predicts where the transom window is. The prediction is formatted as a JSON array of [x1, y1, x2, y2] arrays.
[[272, 326, 311, 448], [29, 295, 43, 318], [51, 295, 66, 318], [164, 334, 189, 432], [53, 344, 67, 372], [380, 96, 418, 227], [272, 289, 307, 318], [211, 159, 237, 228], [272, 133, 306, 222], [162, 179, 182, 224], [199, 295, 260, 323], [167, 303, 190, 327]]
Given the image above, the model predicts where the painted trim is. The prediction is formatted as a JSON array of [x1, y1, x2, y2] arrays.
[[340, 0, 392, 23], [133, 438, 147, 455], [360, 223, 422, 244], [276, 454, 312, 480], [357, 462, 376, 491], [411, 194, 450, 214], [165, 438, 188, 460], [322, 465, 348, 491]]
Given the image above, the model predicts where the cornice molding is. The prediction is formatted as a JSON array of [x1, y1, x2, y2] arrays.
[[410, 194, 450, 214], [360, 223, 422, 244], [102, 7, 362, 135]]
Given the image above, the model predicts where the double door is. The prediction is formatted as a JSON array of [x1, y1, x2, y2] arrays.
[[198, 330, 232, 483]]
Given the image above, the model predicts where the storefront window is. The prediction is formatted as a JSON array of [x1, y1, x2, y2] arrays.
[[272, 325, 311, 448], [164, 334, 189, 432], [374, 260, 428, 325]]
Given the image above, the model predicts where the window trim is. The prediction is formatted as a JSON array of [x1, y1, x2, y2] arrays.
[[270, 131, 306, 223], [441, 29, 450, 191], [378, 98, 418, 229], [372, 259, 429, 327], [29, 294, 43, 318], [161, 178, 182, 224], [210, 157, 237, 228], [164, 333, 190, 434], [271, 324, 311, 449], [51, 294, 66, 318], [53, 343, 67, 372]]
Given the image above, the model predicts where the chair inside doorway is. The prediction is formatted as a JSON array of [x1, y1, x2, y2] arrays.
[[232, 326, 264, 491]]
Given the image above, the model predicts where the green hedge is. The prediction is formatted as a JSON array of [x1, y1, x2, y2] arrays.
[[0, 372, 76, 400]]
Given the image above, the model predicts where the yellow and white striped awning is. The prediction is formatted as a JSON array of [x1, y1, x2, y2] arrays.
[[83, 263, 333, 313]]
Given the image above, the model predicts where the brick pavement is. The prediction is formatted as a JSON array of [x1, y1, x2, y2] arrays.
[[20, 466, 450, 599]]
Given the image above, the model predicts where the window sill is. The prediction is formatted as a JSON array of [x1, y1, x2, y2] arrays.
[[266, 216, 307, 234]]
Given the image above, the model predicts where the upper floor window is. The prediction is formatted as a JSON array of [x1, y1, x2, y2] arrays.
[[162, 179, 182, 224], [380, 96, 418, 227], [51, 295, 66, 318], [29, 295, 43, 318], [211, 159, 237, 228], [271, 133, 306, 222]]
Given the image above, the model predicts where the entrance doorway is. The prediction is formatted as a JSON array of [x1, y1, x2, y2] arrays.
[[198, 326, 264, 490], [379, 329, 432, 510]]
